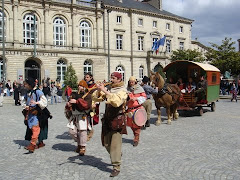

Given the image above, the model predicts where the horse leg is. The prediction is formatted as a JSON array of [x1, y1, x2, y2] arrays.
[[155, 108, 162, 126], [166, 106, 171, 125], [172, 103, 179, 120]]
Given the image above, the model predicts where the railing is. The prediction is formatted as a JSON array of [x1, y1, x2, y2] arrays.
[[76, 0, 96, 8]]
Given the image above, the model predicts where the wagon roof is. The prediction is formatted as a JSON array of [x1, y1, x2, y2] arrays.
[[163, 60, 220, 72]]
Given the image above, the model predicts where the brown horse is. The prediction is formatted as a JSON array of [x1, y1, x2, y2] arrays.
[[150, 72, 181, 125]]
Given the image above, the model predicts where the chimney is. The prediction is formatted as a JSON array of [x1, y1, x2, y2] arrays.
[[238, 39, 240, 52], [143, 0, 162, 11]]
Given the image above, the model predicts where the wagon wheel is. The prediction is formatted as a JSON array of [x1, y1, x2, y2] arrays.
[[198, 107, 203, 116], [211, 102, 216, 112]]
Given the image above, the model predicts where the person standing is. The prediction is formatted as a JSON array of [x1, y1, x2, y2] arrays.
[[57, 86, 63, 103], [66, 80, 92, 156], [23, 77, 48, 153], [0, 83, 3, 107], [42, 83, 50, 101], [126, 76, 147, 146], [14, 83, 21, 106], [64, 85, 72, 101], [141, 76, 158, 130], [50, 83, 58, 104], [92, 72, 128, 177]]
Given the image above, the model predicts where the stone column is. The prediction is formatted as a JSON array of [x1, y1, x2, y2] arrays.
[[13, 3, 19, 44], [72, 12, 78, 50], [44, 9, 50, 48]]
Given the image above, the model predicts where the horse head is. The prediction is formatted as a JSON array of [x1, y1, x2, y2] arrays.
[[150, 71, 165, 89]]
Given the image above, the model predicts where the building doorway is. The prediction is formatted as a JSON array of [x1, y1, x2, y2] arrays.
[[25, 59, 41, 82]]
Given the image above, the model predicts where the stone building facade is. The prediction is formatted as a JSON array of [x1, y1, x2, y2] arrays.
[[0, 0, 193, 84]]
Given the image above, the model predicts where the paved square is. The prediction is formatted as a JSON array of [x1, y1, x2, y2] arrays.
[[0, 99, 240, 179]]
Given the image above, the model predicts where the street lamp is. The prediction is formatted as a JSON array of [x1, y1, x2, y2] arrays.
[[107, 9, 111, 80]]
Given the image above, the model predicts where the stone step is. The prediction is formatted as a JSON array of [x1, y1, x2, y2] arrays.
[[1, 96, 15, 104]]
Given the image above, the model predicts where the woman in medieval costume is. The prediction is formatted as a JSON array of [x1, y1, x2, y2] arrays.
[[66, 80, 93, 156], [23, 79, 52, 152], [126, 76, 147, 147], [84, 73, 100, 141], [23, 78, 48, 153]]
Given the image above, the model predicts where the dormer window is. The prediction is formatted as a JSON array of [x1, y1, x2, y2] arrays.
[[180, 26, 183, 33], [138, 18, 143, 26], [153, 21, 157, 28], [166, 23, 170, 30], [117, 16, 122, 24]]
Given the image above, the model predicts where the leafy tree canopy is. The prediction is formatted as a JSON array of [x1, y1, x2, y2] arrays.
[[171, 49, 205, 62], [206, 37, 240, 76], [64, 63, 78, 89]]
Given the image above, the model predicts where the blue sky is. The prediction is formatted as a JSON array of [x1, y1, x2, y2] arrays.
[[162, 0, 240, 50]]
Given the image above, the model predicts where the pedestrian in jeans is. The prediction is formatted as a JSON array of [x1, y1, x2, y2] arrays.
[[64, 85, 72, 101], [50, 83, 57, 104]]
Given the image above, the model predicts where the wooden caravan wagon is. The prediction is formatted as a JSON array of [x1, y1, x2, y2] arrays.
[[163, 60, 220, 115]]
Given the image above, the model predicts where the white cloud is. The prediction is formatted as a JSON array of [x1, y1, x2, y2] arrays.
[[162, 0, 240, 50]]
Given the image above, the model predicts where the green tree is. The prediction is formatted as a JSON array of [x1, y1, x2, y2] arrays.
[[171, 49, 205, 62], [64, 63, 78, 89], [206, 37, 240, 76]]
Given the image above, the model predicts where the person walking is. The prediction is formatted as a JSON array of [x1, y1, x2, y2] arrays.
[[50, 83, 58, 104], [57, 86, 63, 103], [141, 76, 158, 130], [92, 72, 128, 177], [126, 76, 147, 146], [23, 77, 48, 153]]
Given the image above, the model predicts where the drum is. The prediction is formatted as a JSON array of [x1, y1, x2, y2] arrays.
[[132, 108, 147, 126]]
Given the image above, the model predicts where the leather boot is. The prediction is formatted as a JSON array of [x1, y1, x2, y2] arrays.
[[79, 146, 86, 156], [37, 141, 45, 149], [75, 145, 81, 153], [25, 143, 36, 153], [145, 120, 150, 127]]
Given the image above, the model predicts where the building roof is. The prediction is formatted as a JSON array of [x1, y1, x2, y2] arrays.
[[102, 0, 193, 22], [163, 60, 220, 72]]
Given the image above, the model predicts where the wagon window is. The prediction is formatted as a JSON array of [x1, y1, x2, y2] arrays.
[[212, 73, 216, 83]]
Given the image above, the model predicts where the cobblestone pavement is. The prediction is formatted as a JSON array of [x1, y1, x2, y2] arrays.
[[0, 99, 240, 180]]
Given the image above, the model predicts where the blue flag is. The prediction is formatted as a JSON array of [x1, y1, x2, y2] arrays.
[[152, 40, 158, 50], [159, 36, 166, 46]]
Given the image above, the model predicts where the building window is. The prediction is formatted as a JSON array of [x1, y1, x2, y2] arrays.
[[116, 34, 123, 50], [139, 66, 144, 80], [153, 21, 157, 28], [23, 14, 38, 45], [57, 59, 67, 82], [53, 17, 66, 46], [138, 18, 143, 26], [138, 36, 144, 51], [117, 16, 122, 24], [179, 42, 184, 50], [179, 26, 183, 33], [152, 38, 158, 46], [80, 21, 91, 48], [166, 23, 170, 30], [166, 39, 171, 53], [0, 58, 3, 81], [115, 65, 125, 81], [0, 11, 6, 42], [83, 60, 92, 75]]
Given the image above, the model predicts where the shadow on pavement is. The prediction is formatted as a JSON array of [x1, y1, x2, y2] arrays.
[[55, 132, 72, 140], [52, 143, 76, 152], [13, 140, 29, 149], [63, 155, 112, 173], [122, 137, 133, 144]]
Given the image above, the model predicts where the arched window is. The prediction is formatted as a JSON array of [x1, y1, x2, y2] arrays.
[[0, 58, 3, 81], [115, 65, 125, 81], [80, 21, 91, 48], [57, 59, 67, 82], [83, 60, 92, 75], [53, 17, 66, 46], [139, 65, 144, 80], [23, 14, 38, 44], [0, 11, 6, 42]]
